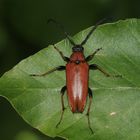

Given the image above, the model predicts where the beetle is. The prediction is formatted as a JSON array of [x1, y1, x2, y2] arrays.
[[30, 19, 121, 133]]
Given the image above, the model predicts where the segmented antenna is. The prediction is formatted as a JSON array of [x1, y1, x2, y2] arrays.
[[47, 18, 76, 46], [81, 18, 107, 46]]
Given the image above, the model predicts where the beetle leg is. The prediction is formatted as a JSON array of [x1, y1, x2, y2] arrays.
[[86, 87, 94, 134], [89, 64, 122, 77], [56, 86, 67, 128], [85, 48, 102, 62], [54, 45, 70, 62], [30, 66, 65, 76]]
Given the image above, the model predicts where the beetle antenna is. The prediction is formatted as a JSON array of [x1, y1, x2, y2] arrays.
[[81, 18, 107, 46], [47, 18, 76, 46]]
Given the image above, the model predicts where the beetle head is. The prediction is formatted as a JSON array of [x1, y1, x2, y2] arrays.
[[72, 45, 84, 52]]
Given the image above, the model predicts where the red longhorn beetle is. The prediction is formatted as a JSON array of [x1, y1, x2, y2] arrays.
[[31, 19, 121, 133]]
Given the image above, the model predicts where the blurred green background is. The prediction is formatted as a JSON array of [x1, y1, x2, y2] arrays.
[[0, 0, 139, 139]]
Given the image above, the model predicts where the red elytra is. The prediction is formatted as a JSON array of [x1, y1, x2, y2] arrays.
[[66, 51, 89, 113], [30, 19, 121, 134]]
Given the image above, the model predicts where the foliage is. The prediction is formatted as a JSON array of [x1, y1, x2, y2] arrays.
[[0, 19, 140, 140]]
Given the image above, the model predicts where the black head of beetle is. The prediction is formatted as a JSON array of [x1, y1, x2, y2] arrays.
[[72, 45, 84, 52]]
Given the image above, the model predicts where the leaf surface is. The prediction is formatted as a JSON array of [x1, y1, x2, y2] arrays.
[[0, 19, 140, 140]]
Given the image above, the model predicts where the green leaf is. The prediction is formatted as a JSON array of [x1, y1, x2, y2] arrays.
[[0, 19, 140, 140], [15, 131, 43, 140]]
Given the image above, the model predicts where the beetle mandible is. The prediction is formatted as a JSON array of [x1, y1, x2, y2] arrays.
[[31, 19, 121, 133]]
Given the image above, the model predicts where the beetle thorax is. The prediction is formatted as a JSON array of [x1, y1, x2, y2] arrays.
[[70, 52, 85, 64]]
